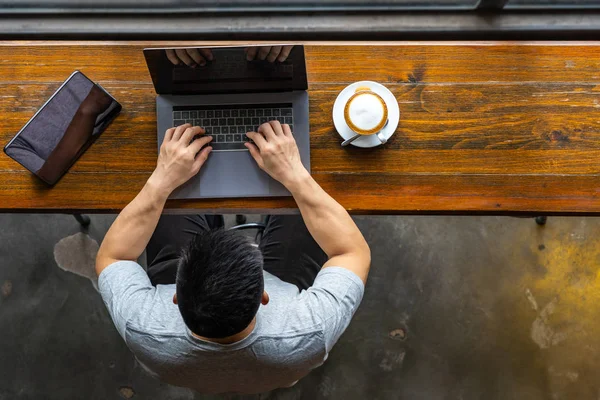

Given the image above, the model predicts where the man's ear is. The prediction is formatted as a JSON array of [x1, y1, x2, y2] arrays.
[[173, 293, 178, 305], [261, 291, 269, 305]]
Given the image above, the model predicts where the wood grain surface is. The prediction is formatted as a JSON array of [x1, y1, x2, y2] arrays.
[[1, 42, 600, 214]]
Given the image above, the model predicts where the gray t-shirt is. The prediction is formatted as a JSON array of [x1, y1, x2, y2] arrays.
[[99, 261, 364, 395]]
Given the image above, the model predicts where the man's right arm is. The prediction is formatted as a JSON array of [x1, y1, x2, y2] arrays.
[[246, 121, 371, 284]]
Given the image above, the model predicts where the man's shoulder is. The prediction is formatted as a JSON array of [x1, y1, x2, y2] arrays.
[[260, 267, 365, 354], [261, 267, 363, 322], [252, 299, 329, 365], [98, 260, 186, 339], [124, 284, 187, 338], [251, 325, 328, 366]]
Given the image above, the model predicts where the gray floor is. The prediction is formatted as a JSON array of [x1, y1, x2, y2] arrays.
[[1, 214, 599, 400]]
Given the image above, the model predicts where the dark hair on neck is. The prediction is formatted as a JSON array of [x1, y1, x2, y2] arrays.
[[176, 229, 264, 339]]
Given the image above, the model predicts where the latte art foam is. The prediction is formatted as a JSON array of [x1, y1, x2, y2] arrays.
[[348, 93, 385, 130], [344, 91, 387, 135]]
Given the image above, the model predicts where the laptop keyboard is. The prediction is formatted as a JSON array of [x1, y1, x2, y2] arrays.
[[172, 104, 294, 151]]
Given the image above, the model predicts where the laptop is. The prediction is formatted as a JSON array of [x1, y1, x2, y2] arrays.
[[143, 45, 310, 199]]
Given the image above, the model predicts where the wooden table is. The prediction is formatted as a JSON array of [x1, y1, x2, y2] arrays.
[[1, 41, 600, 214]]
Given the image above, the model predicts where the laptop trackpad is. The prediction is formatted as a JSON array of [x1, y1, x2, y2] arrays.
[[171, 151, 271, 199]]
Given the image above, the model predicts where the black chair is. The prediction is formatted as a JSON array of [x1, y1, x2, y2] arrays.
[[228, 216, 267, 244], [73, 214, 90, 226]]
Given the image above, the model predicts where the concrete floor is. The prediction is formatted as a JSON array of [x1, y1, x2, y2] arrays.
[[1, 214, 600, 400]]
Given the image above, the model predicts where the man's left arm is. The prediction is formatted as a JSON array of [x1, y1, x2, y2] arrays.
[[95, 124, 213, 276]]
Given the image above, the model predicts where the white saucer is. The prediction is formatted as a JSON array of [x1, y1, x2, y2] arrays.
[[333, 81, 400, 148]]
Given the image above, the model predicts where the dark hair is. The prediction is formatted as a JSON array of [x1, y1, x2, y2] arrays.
[[176, 229, 264, 339]]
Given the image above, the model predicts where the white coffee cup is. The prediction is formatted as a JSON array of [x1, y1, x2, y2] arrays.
[[343, 86, 389, 144]]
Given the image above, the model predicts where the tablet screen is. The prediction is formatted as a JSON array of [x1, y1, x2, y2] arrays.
[[4, 71, 121, 185]]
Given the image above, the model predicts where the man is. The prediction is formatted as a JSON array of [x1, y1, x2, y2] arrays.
[[96, 121, 371, 394]]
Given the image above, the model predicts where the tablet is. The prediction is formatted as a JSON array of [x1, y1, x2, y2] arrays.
[[4, 71, 121, 185]]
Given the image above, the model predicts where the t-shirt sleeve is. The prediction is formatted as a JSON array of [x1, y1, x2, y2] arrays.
[[301, 267, 365, 353], [98, 260, 154, 340]]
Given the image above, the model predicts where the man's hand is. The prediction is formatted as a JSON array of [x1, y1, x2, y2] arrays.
[[166, 48, 214, 67], [245, 121, 308, 188], [166, 46, 292, 67], [149, 124, 213, 194], [245, 46, 294, 62]]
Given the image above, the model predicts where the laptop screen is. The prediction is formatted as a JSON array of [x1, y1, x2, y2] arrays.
[[144, 45, 308, 95]]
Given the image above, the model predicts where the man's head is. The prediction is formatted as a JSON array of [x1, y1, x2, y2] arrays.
[[175, 229, 265, 339]]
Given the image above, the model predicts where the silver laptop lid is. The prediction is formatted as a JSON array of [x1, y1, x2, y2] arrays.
[[143, 45, 308, 95]]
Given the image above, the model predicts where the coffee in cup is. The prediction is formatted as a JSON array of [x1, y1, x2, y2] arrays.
[[344, 88, 388, 135]]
